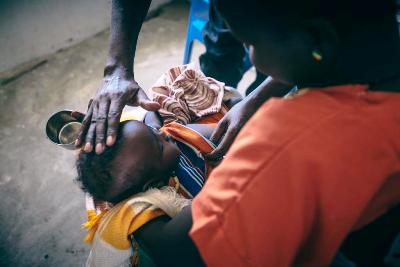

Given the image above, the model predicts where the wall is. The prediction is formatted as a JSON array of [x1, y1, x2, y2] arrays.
[[0, 0, 171, 73]]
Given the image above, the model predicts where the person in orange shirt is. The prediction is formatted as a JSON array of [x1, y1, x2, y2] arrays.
[[130, 0, 400, 266]]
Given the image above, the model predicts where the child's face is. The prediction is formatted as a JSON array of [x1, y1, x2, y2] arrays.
[[109, 121, 180, 199]]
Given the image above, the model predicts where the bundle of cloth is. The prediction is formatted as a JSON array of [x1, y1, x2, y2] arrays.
[[151, 62, 237, 124]]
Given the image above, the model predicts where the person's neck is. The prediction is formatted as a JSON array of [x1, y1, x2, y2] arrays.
[[300, 23, 400, 92], [339, 20, 400, 92], [370, 75, 400, 92]]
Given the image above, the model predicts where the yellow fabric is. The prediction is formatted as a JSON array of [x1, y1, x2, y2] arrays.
[[100, 201, 164, 250], [83, 210, 109, 243], [85, 187, 190, 267], [84, 199, 164, 250], [119, 110, 139, 122]]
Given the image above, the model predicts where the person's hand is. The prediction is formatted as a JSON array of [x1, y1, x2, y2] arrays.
[[206, 77, 293, 161], [206, 97, 257, 162], [75, 72, 160, 154]]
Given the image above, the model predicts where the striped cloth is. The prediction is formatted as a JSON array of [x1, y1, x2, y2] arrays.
[[175, 141, 206, 198], [162, 121, 216, 198], [151, 63, 225, 124]]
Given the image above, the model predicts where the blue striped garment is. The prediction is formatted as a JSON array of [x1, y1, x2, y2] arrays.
[[174, 140, 206, 198]]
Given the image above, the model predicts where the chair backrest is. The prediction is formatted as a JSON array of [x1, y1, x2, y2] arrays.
[[188, 0, 210, 32]]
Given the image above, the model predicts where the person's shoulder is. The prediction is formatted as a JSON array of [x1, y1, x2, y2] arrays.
[[222, 85, 395, 175], [237, 90, 329, 151]]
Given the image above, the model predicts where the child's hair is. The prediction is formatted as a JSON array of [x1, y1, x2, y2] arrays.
[[76, 128, 147, 203]]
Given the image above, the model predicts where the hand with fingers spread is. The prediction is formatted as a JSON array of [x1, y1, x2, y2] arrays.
[[74, 0, 160, 154], [206, 77, 294, 162], [75, 71, 160, 154]]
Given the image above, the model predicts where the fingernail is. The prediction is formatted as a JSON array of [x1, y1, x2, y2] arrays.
[[75, 139, 80, 146], [96, 143, 104, 154], [106, 135, 114, 146], [84, 143, 92, 152]]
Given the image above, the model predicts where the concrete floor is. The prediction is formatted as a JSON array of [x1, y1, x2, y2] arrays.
[[0, 1, 254, 266]]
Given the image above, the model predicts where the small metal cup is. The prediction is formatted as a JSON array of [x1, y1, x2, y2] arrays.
[[46, 110, 84, 150]]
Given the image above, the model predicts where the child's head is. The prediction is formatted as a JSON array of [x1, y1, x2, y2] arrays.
[[76, 120, 181, 203], [215, 0, 399, 88]]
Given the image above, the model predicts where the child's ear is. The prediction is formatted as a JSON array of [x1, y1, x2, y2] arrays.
[[302, 18, 339, 67]]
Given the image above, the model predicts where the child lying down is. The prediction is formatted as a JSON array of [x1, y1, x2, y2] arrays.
[[77, 119, 216, 204], [76, 63, 239, 267]]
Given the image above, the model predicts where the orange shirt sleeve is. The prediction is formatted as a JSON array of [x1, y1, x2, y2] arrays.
[[190, 86, 400, 267]]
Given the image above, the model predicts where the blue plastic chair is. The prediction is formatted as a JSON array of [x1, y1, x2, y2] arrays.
[[183, 0, 252, 71], [183, 0, 210, 64]]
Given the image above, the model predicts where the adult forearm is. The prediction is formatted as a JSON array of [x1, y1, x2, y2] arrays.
[[205, 77, 293, 159], [245, 77, 293, 107], [105, 0, 152, 76], [135, 206, 204, 267]]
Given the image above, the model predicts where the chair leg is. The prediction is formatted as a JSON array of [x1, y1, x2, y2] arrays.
[[183, 39, 194, 64]]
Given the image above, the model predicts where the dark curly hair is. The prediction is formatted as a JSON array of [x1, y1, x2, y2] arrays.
[[75, 126, 148, 203]]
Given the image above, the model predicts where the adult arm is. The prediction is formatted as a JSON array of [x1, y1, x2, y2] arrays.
[[76, 0, 160, 154], [206, 77, 293, 161], [134, 206, 205, 267]]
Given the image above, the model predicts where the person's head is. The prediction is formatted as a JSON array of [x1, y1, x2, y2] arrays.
[[76, 120, 180, 203], [215, 0, 399, 88]]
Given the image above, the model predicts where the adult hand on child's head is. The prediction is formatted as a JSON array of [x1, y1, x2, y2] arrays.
[[206, 97, 257, 162], [75, 72, 160, 154]]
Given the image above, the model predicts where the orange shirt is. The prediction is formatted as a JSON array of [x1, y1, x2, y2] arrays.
[[190, 85, 400, 267]]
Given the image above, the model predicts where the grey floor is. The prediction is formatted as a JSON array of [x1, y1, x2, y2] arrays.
[[0, 1, 254, 266]]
